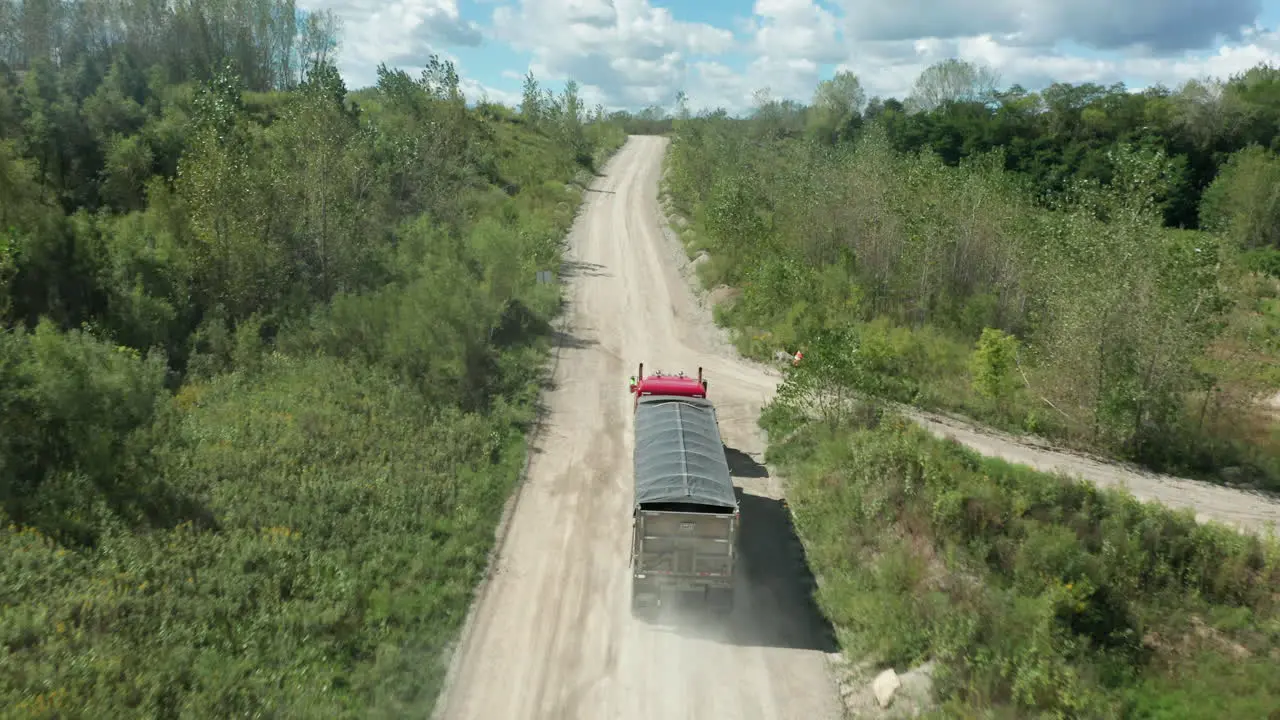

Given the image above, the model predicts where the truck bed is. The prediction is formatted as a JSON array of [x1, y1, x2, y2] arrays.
[[631, 507, 736, 614], [629, 393, 739, 615]]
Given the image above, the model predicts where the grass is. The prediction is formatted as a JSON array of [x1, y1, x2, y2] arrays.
[[760, 399, 1280, 718], [3, 355, 534, 717]]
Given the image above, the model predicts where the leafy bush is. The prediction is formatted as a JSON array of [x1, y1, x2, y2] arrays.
[[1241, 247, 1280, 279], [970, 327, 1024, 421], [0, 320, 178, 548]]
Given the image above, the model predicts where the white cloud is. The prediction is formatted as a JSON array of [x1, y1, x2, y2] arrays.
[[460, 77, 524, 105], [684, 61, 757, 111], [833, 0, 1260, 53], [1120, 27, 1280, 85], [836, 0, 1020, 44], [730, 0, 1280, 108], [750, 0, 844, 65], [299, 0, 481, 87], [843, 26, 1280, 101], [307, 0, 1280, 115], [491, 0, 735, 108]]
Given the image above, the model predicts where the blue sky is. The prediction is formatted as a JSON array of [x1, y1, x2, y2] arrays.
[[300, 0, 1280, 113]]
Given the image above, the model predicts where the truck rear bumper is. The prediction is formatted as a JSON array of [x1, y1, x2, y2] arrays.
[[631, 575, 733, 615]]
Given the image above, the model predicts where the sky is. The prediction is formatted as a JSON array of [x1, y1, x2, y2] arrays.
[[297, 0, 1280, 114]]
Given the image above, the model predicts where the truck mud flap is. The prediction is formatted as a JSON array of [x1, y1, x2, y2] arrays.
[[631, 579, 660, 620]]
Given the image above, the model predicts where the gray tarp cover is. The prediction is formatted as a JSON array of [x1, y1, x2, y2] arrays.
[[633, 395, 738, 509]]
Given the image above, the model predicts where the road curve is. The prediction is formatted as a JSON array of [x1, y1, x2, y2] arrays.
[[432, 136, 844, 720]]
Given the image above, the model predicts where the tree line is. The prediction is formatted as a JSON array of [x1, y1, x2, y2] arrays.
[[579, 61, 1280, 265], [665, 60, 1280, 489], [0, 0, 342, 92], [651, 57, 1280, 250]]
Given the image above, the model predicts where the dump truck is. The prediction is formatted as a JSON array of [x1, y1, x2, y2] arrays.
[[627, 363, 739, 617]]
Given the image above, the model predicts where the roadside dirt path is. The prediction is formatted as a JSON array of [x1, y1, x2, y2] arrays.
[[906, 408, 1280, 535], [433, 136, 844, 720]]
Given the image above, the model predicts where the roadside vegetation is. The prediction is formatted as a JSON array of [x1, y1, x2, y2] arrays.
[[663, 61, 1280, 491], [663, 59, 1280, 717], [0, 3, 626, 716], [762, 392, 1280, 718]]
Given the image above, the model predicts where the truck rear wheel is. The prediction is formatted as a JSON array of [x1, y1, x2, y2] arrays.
[[632, 599, 658, 621]]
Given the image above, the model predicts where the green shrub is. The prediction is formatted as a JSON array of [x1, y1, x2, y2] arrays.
[[0, 355, 532, 716], [765, 407, 1280, 717], [0, 320, 177, 548], [969, 327, 1021, 414]]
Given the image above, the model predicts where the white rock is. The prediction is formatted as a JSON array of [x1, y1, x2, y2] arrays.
[[872, 668, 901, 709], [897, 662, 936, 711]]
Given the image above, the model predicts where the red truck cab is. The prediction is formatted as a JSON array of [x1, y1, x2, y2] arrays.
[[628, 363, 708, 410]]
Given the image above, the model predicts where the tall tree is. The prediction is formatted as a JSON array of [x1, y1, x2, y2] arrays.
[[1199, 144, 1280, 249], [520, 70, 541, 125], [296, 7, 341, 85], [907, 58, 1000, 113], [808, 70, 865, 144]]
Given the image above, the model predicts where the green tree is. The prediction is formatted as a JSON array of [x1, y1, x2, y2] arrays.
[[1199, 144, 1280, 249], [521, 70, 542, 125], [907, 58, 1000, 113], [970, 327, 1021, 414], [807, 70, 865, 144], [177, 61, 281, 319], [269, 59, 379, 301]]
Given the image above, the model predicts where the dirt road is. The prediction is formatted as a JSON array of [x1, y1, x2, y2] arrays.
[[906, 408, 1280, 535], [433, 136, 844, 720], [434, 135, 1280, 720]]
